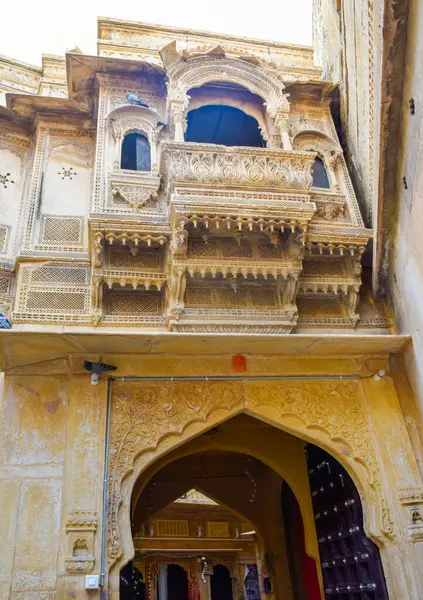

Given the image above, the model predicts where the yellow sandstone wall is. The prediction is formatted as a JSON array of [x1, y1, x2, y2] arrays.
[[0, 345, 422, 599], [0, 369, 106, 599]]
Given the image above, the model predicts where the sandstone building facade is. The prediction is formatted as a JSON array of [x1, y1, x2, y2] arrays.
[[0, 5, 422, 600]]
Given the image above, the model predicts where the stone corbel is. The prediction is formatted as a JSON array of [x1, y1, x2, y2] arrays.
[[277, 275, 299, 307], [92, 232, 104, 267], [170, 228, 188, 260], [345, 285, 360, 321], [91, 274, 103, 326], [112, 185, 158, 210], [64, 511, 97, 573]]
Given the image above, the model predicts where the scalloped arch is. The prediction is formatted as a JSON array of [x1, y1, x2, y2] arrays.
[[293, 130, 340, 155], [168, 56, 289, 113], [107, 105, 163, 140]]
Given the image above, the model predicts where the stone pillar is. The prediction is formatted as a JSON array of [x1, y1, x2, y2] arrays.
[[167, 90, 189, 142], [325, 151, 342, 191], [113, 134, 122, 170], [109, 118, 122, 170], [150, 132, 158, 172], [170, 102, 187, 142], [274, 112, 293, 151], [159, 563, 167, 600]]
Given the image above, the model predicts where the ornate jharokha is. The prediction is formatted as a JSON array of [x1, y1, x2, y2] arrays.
[[0, 15, 386, 334]]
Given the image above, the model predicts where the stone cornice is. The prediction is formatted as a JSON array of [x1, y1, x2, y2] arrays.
[[0, 330, 410, 372], [97, 16, 317, 55]]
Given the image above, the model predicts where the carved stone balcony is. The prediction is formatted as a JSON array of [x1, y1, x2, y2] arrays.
[[89, 221, 169, 325], [161, 142, 316, 192], [169, 280, 298, 334]]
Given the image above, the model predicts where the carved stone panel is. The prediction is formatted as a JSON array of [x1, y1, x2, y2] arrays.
[[65, 510, 97, 573], [107, 380, 394, 569]]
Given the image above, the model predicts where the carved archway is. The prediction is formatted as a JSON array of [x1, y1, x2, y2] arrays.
[[130, 424, 320, 565], [293, 131, 344, 192], [106, 105, 164, 172], [166, 56, 289, 115], [106, 378, 394, 593], [293, 130, 340, 154], [129, 439, 323, 599]]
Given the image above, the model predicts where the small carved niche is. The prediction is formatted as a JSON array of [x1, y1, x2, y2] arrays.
[[73, 537, 89, 558], [65, 510, 97, 573]]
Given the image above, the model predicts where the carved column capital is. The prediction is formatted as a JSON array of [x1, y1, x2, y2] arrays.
[[326, 150, 343, 169]]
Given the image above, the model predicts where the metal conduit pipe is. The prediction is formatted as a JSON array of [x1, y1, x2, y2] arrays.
[[111, 374, 362, 382], [100, 378, 113, 588], [99, 370, 381, 587]]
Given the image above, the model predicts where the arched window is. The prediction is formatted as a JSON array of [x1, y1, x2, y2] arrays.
[[312, 157, 330, 188], [185, 105, 265, 148], [121, 133, 151, 171]]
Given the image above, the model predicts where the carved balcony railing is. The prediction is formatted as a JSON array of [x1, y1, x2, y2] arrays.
[[161, 142, 316, 191]]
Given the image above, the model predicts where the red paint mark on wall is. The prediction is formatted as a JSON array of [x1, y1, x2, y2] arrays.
[[44, 398, 60, 414], [232, 354, 247, 372]]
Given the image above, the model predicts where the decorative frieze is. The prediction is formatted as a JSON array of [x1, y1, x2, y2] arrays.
[[162, 142, 315, 190]]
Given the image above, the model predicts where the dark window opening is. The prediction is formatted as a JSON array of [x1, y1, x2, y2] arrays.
[[312, 157, 330, 188], [120, 561, 146, 600], [167, 564, 189, 600], [185, 105, 265, 148], [211, 564, 233, 600], [121, 133, 151, 171]]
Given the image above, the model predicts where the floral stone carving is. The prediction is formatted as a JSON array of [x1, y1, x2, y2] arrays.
[[107, 379, 393, 565]]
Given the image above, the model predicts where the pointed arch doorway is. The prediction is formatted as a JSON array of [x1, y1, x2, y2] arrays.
[[120, 414, 389, 600], [108, 380, 396, 599]]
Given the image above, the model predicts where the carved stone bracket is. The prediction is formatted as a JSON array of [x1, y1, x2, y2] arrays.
[[112, 186, 158, 211], [186, 260, 302, 280], [176, 212, 311, 237], [108, 171, 161, 212], [93, 270, 166, 291]]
